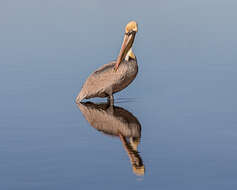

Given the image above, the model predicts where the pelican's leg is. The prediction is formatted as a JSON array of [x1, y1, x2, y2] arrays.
[[107, 94, 114, 106]]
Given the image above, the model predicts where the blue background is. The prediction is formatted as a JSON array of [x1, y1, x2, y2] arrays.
[[0, 0, 237, 189]]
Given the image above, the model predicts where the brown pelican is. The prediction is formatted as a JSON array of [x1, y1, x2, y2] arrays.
[[77, 102, 145, 176], [76, 21, 138, 105]]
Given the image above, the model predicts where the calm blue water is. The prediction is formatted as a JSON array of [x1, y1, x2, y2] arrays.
[[1, 0, 237, 189]]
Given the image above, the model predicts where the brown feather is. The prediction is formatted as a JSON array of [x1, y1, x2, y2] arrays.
[[76, 58, 138, 102]]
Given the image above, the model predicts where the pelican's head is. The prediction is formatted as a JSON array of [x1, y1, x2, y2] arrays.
[[125, 21, 138, 34], [114, 21, 138, 71]]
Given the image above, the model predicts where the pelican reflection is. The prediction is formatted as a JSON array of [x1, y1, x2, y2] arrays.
[[77, 102, 145, 176]]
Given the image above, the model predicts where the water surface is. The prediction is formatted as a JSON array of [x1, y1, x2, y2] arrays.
[[1, 0, 237, 189]]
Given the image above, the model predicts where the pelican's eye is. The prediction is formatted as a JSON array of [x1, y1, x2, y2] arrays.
[[125, 31, 135, 36]]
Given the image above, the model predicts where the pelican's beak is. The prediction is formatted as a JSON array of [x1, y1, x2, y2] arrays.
[[114, 32, 135, 71]]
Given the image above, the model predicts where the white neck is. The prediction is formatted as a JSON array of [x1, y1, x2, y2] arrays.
[[125, 48, 135, 61]]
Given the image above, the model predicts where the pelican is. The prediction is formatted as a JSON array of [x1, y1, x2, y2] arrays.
[[76, 21, 138, 105], [77, 102, 145, 175]]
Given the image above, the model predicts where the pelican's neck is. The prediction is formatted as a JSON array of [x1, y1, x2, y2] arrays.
[[125, 48, 136, 61]]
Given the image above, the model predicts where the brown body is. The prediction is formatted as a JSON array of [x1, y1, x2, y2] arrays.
[[76, 58, 138, 102], [77, 102, 144, 175], [76, 21, 139, 104]]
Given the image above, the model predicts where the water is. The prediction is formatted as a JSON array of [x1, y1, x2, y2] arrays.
[[1, 0, 237, 189]]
